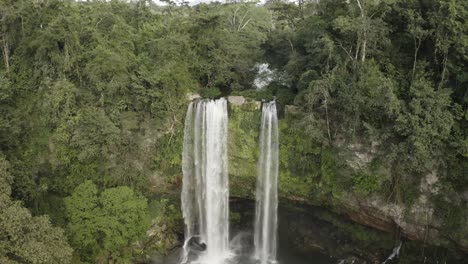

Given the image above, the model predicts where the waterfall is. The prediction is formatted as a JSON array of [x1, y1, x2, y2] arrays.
[[181, 98, 230, 264], [254, 101, 279, 264], [382, 241, 402, 264]]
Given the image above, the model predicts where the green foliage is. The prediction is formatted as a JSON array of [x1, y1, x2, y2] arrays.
[[361, 158, 388, 195], [0, 0, 197, 208], [277, 115, 321, 199], [0, 155, 73, 264], [146, 199, 183, 254], [232, 88, 274, 102], [319, 147, 337, 196], [432, 185, 467, 235], [269, 0, 466, 208], [200, 87, 222, 98], [352, 172, 378, 196], [320, 148, 335, 181], [394, 74, 459, 172], [64, 181, 150, 262], [190, 3, 271, 92], [228, 103, 260, 197], [63, 181, 101, 259], [99, 187, 150, 254]]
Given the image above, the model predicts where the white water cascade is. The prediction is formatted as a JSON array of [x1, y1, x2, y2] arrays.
[[254, 101, 279, 264], [382, 241, 402, 264], [181, 98, 230, 264]]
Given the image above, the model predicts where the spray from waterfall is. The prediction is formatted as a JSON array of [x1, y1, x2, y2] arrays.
[[181, 98, 230, 264], [254, 101, 279, 264]]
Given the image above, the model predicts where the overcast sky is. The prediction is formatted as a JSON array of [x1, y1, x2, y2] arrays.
[[78, 0, 288, 7], [127, 0, 273, 7]]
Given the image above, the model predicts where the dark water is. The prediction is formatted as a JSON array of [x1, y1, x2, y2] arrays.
[[226, 230, 335, 264], [277, 241, 334, 264], [156, 200, 465, 264], [167, 237, 334, 264], [229, 199, 465, 264]]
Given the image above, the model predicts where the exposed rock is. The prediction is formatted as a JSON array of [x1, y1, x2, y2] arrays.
[[463, 189, 468, 202], [346, 142, 379, 170], [337, 194, 398, 234], [228, 95, 246, 106], [285, 105, 302, 114], [254, 101, 261, 109], [420, 171, 439, 195], [187, 93, 201, 101], [330, 144, 468, 252], [334, 134, 346, 147], [349, 151, 373, 170], [336, 193, 448, 245]]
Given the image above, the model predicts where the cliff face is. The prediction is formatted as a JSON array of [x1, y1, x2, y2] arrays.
[[226, 96, 468, 255]]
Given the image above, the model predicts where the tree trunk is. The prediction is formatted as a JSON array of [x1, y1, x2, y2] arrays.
[[411, 37, 421, 85], [438, 50, 448, 90], [324, 98, 332, 145], [355, 0, 366, 62], [1, 34, 10, 72], [288, 38, 295, 54], [21, 16, 25, 38], [361, 32, 366, 62]]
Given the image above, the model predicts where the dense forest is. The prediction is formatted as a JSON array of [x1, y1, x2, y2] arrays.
[[0, 0, 466, 263]]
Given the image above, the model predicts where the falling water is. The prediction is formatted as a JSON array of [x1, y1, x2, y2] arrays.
[[181, 98, 230, 264], [254, 63, 274, 90], [254, 101, 279, 264], [382, 241, 402, 264]]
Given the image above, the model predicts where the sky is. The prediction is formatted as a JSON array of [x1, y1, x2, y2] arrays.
[[77, 0, 291, 7], [118, 0, 273, 7]]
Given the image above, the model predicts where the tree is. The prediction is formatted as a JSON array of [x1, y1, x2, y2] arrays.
[[63, 181, 100, 259], [98, 187, 151, 257], [394, 74, 459, 172], [332, 0, 390, 64], [65, 180, 151, 262], [190, 3, 271, 92], [0, 155, 73, 264], [301, 72, 336, 144]]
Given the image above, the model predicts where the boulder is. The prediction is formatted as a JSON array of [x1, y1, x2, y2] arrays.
[[187, 93, 201, 101], [228, 96, 246, 106], [285, 105, 301, 114]]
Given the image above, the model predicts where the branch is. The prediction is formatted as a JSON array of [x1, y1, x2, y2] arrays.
[[237, 10, 251, 32], [287, 38, 295, 54], [95, 18, 104, 28], [238, 18, 252, 32], [336, 41, 355, 62], [355, 0, 364, 17]]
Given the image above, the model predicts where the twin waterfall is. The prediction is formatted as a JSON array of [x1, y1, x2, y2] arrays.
[[181, 98, 279, 264], [254, 102, 279, 264], [181, 99, 230, 264]]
